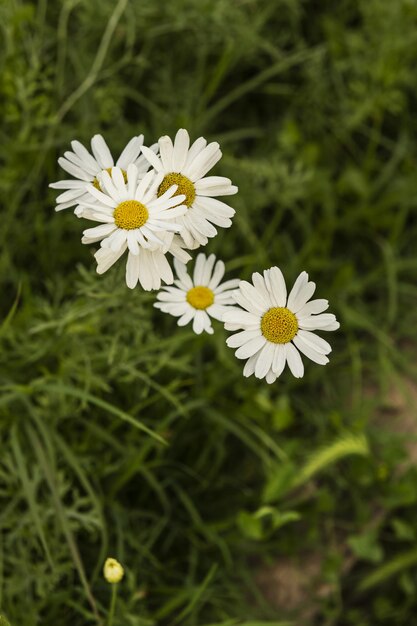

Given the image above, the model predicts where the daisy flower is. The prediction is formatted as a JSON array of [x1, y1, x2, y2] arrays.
[[78, 164, 188, 291], [154, 253, 240, 334], [141, 128, 238, 249], [223, 267, 340, 383], [50, 134, 157, 211]]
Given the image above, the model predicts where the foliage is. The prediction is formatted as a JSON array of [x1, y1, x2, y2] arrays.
[[1, 0, 417, 624]]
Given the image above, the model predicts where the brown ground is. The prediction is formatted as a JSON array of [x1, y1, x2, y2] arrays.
[[255, 376, 417, 624]]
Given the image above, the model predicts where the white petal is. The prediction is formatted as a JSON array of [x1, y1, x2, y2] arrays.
[[99, 169, 120, 200], [174, 257, 193, 289], [297, 329, 332, 355], [86, 183, 117, 207], [193, 310, 206, 335], [169, 237, 192, 264], [255, 341, 275, 379], [265, 370, 277, 384], [201, 254, 216, 285], [159, 135, 174, 171], [153, 250, 174, 286], [193, 206, 232, 228], [291, 281, 316, 313], [208, 260, 226, 289], [235, 335, 266, 360], [91, 135, 114, 169], [214, 278, 239, 294], [193, 196, 235, 218], [298, 313, 339, 331], [184, 137, 207, 171], [156, 289, 186, 303], [187, 142, 221, 182], [285, 343, 304, 378], [116, 136, 143, 169], [193, 253, 207, 285], [109, 228, 127, 252], [71, 140, 100, 173], [297, 299, 329, 317], [127, 231, 140, 255], [126, 251, 139, 289], [223, 309, 260, 328], [49, 179, 87, 189], [134, 142, 158, 173], [195, 183, 237, 197], [111, 167, 127, 195], [232, 292, 264, 315], [177, 307, 195, 327], [292, 335, 329, 365], [83, 223, 116, 239], [320, 321, 340, 331], [252, 272, 273, 306], [140, 145, 162, 172], [226, 329, 262, 348], [172, 129, 190, 171], [243, 353, 260, 378], [137, 250, 154, 291], [287, 271, 309, 311], [239, 281, 269, 311], [272, 344, 287, 377], [56, 188, 86, 203], [58, 157, 92, 182], [127, 163, 139, 197], [95, 243, 127, 274], [194, 176, 234, 191], [267, 266, 287, 307]]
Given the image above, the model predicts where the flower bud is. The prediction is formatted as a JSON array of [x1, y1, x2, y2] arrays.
[[103, 558, 124, 584]]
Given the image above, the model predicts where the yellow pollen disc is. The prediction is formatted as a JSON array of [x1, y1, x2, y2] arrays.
[[93, 167, 128, 191], [261, 307, 298, 344], [158, 172, 196, 208], [113, 200, 149, 230], [186, 286, 214, 310]]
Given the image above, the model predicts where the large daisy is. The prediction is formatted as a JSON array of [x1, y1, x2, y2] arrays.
[[50, 134, 157, 211], [223, 267, 340, 383], [141, 128, 238, 249], [78, 164, 188, 291], [154, 253, 240, 334]]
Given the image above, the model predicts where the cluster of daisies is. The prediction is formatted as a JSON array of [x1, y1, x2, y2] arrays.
[[51, 129, 339, 382]]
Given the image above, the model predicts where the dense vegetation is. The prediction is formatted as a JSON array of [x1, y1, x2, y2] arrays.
[[1, 0, 417, 624]]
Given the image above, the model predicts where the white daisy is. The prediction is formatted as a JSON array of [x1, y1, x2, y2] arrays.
[[223, 267, 340, 383], [141, 128, 238, 249], [154, 253, 240, 335], [78, 164, 188, 291], [50, 134, 157, 211]]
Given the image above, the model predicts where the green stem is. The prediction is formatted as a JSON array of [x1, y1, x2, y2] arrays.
[[107, 584, 118, 626]]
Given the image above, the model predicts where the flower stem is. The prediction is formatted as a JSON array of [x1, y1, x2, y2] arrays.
[[107, 584, 118, 626]]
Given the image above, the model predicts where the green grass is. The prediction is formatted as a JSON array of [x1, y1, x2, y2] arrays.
[[1, 0, 417, 624]]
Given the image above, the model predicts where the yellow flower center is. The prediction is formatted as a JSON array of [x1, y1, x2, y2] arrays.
[[93, 167, 127, 190], [186, 286, 214, 310], [158, 172, 196, 208], [261, 307, 298, 344], [114, 200, 148, 230]]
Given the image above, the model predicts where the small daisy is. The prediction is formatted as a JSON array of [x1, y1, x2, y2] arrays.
[[154, 253, 240, 334], [141, 128, 238, 249], [223, 267, 340, 383], [50, 134, 157, 211], [78, 164, 188, 290]]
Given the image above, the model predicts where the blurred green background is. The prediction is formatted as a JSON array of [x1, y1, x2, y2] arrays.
[[1, 0, 417, 624]]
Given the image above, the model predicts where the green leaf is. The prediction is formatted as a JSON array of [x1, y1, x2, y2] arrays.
[[348, 531, 384, 563], [237, 507, 300, 540], [359, 548, 417, 592], [237, 511, 263, 540]]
